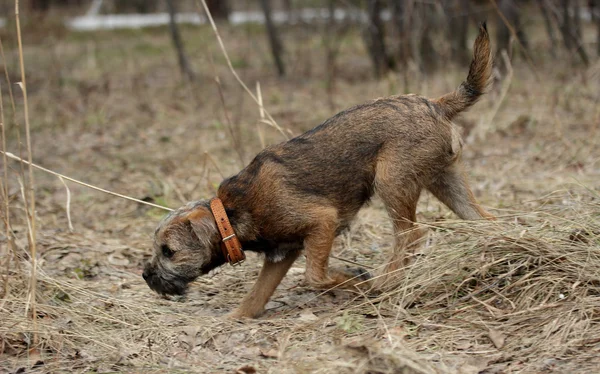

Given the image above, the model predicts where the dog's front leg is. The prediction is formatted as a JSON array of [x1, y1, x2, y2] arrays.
[[228, 250, 300, 319]]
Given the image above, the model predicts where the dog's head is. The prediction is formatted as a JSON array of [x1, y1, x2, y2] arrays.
[[143, 200, 225, 296]]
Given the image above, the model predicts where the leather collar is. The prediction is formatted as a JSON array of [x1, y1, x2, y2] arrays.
[[209, 197, 245, 265]]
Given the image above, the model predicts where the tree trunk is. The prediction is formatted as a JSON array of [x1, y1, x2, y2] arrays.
[[573, 0, 583, 42], [595, 0, 600, 56], [496, 0, 529, 59], [391, 0, 410, 66], [259, 0, 286, 76], [419, 23, 436, 72], [29, 0, 84, 10], [166, 0, 195, 81], [30, 0, 50, 11], [283, 0, 295, 24], [205, 0, 230, 21], [447, 0, 469, 64], [559, 0, 574, 49], [363, 0, 392, 78], [416, 2, 438, 73], [559, 0, 589, 65], [114, 0, 158, 13], [325, 0, 337, 110], [537, 0, 558, 57]]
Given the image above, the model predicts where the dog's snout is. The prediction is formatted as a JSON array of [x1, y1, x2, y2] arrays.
[[142, 264, 153, 281]]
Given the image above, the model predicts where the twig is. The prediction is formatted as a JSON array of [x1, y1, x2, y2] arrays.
[[58, 177, 74, 232], [489, 0, 541, 81], [256, 82, 266, 149], [470, 50, 513, 142], [204, 151, 225, 179], [16, 177, 35, 315], [167, 176, 188, 204], [331, 255, 374, 270], [16, 0, 38, 345], [166, 0, 196, 82], [0, 80, 13, 301], [1, 150, 371, 274], [0, 37, 26, 185], [1, 151, 173, 211], [0, 82, 9, 237], [207, 51, 245, 167], [195, 0, 289, 140]]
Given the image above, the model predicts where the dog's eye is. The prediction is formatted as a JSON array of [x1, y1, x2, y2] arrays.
[[161, 245, 174, 258]]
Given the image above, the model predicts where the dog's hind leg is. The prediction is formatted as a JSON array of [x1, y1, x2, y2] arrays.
[[373, 161, 424, 289], [427, 163, 495, 220], [372, 191, 424, 290], [303, 207, 369, 290], [228, 250, 301, 319]]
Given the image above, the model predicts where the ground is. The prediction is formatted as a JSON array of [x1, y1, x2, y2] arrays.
[[1, 12, 600, 374]]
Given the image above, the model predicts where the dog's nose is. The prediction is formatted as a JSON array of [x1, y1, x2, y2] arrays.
[[142, 268, 151, 281]]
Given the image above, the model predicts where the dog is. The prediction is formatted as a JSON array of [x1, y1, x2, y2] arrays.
[[143, 23, 495, 318]]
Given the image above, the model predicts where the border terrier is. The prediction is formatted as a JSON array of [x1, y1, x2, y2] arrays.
[[143, 23, 495, 318]]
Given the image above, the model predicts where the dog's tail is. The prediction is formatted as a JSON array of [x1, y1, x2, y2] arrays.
[[434, 22, 492, 120]]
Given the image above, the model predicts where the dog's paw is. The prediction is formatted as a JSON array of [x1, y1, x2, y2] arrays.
[[225, 310, 248, 320], [225, 308, 261, 320]]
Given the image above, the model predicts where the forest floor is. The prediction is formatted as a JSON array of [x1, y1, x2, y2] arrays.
[[1, 13, 600, 374]]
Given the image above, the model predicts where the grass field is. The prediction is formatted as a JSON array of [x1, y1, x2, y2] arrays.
[[1, 11, 600, 373]]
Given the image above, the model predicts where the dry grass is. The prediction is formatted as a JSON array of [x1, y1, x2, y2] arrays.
[[1, 10, 600, 374]]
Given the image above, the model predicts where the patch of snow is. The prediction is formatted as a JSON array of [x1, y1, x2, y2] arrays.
[[66, 8, 372, 31]]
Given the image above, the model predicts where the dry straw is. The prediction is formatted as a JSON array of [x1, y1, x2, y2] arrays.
[[14, 0, 40, 344]]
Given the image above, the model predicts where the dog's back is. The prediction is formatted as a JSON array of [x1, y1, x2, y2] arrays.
[[219, 23, 493, 238]]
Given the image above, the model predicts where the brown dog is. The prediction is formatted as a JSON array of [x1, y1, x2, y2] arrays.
[[143, 23, 494, 318]]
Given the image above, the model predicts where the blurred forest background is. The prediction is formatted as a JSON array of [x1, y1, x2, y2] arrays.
[[4, 0, 599, 77], [1, 1, 600, 373]]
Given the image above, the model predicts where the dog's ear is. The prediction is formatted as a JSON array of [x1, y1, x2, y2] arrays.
[[185, 206, 219, 247]]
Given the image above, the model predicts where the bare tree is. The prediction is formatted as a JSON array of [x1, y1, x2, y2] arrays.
[[537, 0, 558, 56], [447, 0, 469, 64], [30, 0, 50, 11], [594, 0, 600, 56], [259, 0, 286, 76], [206, 0, 230, 21], [496, 0, 530, 60], [283, 0, 296, 24], [418, 2, 438, 73], [29, 0, 83, 11], [166, 0, 195, 81], [559, 0, 589, 65], [363, 0, 392, 78], [323, 0, 351, 109], [390, 0, 409, 66], [413, 1, 440, 73], [114, 0, 159, 13]]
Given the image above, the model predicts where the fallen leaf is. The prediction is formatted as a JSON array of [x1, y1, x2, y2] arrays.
[[455, 339, 473, 350], [488, 328, 505, 349], [108, 253, 130, 266], [298, 310, 318, 322], [569, 229, 591, 243], [260, 348, 279, 359], [177, 326, 201, 350], [236, 365, 257, 374], [456, 356, 496, 374]]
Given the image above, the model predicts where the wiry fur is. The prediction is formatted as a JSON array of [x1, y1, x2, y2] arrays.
[[143, 24, 495, 318], [434, 23, 492, 120]]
